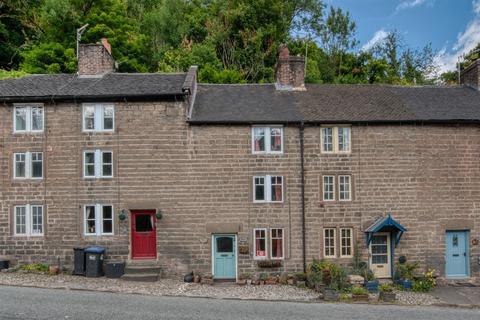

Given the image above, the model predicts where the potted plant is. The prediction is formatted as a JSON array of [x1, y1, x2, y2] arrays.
[[258, 273, 268, 285], [243, 272, 253, 285], [396, 262, 418, 290], [351, 286, 369, 302], [362, 269, 379, 292], [236, 274, 247, 285], [379, 283, 396, 302], [265, 275, 278, 285]]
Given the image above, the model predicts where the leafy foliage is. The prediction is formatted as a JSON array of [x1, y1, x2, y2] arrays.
[[396, 261, 419, 281], [307, 258, 349, 290], [412, 268, 436, 292], [0, 0, 444, 84], [18, 263, 49, 273], [379, 283, 394, 293]]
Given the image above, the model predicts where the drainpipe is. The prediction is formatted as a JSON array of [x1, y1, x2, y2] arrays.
[[299, 122, 307, 273]]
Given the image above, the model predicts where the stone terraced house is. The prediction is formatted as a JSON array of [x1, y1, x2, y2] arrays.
[[0, 39, 479, 281]]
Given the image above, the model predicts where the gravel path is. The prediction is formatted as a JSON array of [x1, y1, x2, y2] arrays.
[[0, 272, 445, 306], [0, 272, 319, 302]]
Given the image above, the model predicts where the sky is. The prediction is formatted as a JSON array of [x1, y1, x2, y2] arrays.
[[326, 0, 480, 73]]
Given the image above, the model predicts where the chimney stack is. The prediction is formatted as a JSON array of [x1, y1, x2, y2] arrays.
[[460, 59, 480, 90], [275, 45, 306, 91], [78, 38, 115, 76]]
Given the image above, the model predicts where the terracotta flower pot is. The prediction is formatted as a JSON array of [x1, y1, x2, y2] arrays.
[[49, 266, 59, 275]]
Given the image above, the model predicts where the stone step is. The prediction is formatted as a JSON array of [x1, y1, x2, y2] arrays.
[[124, 265, 162, 275], [121, 273, 159, 282]]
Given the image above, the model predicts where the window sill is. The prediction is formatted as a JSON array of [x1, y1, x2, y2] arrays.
[[82, 131, 115, 134], [252, 152, 284, 155], [13, 132, 44, 135], [12, 235, 44, 238]]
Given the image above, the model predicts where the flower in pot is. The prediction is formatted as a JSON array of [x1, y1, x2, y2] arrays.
[[259, 273, 268, 285], [379, 283, 396, 302], [351, 286, 369, 302], [362, 269, 379, 293]]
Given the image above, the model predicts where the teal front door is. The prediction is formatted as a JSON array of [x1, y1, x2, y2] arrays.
[[213, 235, 236, 279], [445, 231, 469, 278]]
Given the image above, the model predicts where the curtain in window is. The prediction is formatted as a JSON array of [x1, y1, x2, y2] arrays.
[[274, 185, 282, 201], [256, 239, 265, 256]]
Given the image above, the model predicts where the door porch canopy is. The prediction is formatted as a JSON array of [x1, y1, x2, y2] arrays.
[[365, 214, 407, 248]]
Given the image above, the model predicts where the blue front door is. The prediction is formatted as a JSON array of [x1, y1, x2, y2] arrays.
[[445, 231, 469, 278], [213, 235, 236, 279]]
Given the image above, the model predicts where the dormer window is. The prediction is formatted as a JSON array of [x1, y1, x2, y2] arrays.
[[252, 126, 283, 154], [82, 104, 114, 132]]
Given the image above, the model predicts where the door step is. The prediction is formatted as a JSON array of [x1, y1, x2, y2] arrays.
[[121, 261, 162, 282], [121, 273, 159, 282], [124, 265, 162, 275]]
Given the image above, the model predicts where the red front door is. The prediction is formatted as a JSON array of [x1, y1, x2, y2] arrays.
[[131, 210, 157, 259]]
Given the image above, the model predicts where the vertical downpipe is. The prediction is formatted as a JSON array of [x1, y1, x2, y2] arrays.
[[300, 122, 306, 273]]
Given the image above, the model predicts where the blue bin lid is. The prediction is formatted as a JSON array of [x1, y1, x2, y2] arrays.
[[85, 246, 105, 254]]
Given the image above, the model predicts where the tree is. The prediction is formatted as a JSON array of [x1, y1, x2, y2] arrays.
[[318, 6, 357, 77]]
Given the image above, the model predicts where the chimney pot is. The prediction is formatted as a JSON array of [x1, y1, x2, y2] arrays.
[[101, 38, 112, 55]]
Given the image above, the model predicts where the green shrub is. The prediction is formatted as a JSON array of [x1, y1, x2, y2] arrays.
[[379, 283, 394, 293], [412, 268, 436, 292], [396, 262, 419, 281], [361, 268, 376, 281], [307, 258, 349, 290], [351, 287, 368, 295], [294, 272, 307, 281], [18, 263, 49, 273]]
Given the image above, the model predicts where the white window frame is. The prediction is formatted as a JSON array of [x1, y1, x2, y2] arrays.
[[338, 175, 352, 201], [251, 126, 284, 154], [320, 127, 334, 153], [340, 228, 354, 258], [253, 175, 284, 203], [253, 228, 268, 260], [83, 150, 113, 179], [14, 205, 44, 236], [13, 104, 44, 133], [83, 204, 114, 236], [322, 175, 335, 201], [323, 228, 336, 258], [270, 228, 285, 260], [337, 127, 351, 153], [13, 152, 43, 180], [82, 103, 115, 132], [321, 126, 351, 154]]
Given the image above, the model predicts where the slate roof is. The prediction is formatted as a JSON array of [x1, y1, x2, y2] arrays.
[[0, 73, 187, 102], [190, 83, 480, 124]]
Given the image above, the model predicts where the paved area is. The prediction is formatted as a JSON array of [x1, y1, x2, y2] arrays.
[[1, 286, 479, 320], [431, 286, 480, 307]]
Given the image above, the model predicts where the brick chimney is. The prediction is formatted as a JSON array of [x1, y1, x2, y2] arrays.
[[460, 59, 480, 90], [275, 45, 306, 91], [78, 38, 115, 76]]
